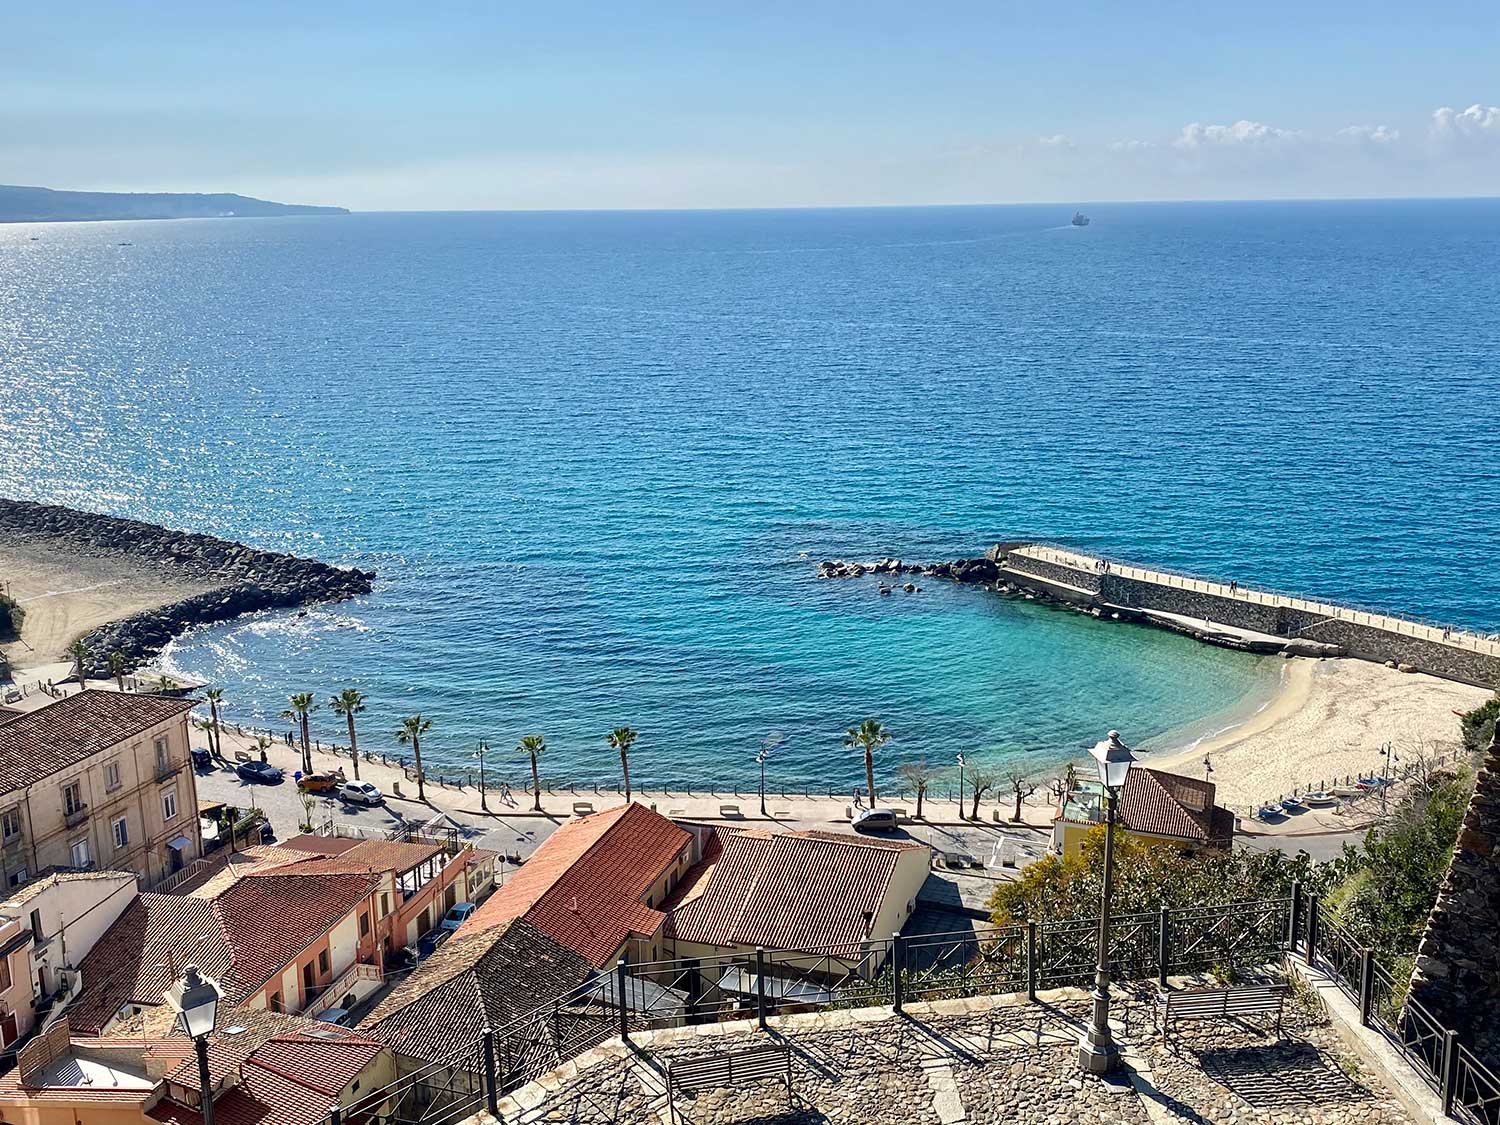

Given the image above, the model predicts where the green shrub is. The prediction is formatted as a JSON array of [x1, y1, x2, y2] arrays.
[[0, 593, 23, 640]]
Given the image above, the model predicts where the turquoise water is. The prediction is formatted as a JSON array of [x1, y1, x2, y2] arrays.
[[2, 200, 1496, 788]]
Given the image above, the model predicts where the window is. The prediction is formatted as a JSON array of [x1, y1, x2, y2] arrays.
[[69, 838, 91, 867], [1, 808, 21, 842], [63, 783, 83, 817], [318, 949, 330, 976], [359, 911, 371, 938], [162, 790, 178, 822], [7, 867, 27, 888], [111, 816, 129, 850], [104, 761, 122, 792], [379, 893, 389, 916], [154, 737, 169, 771]]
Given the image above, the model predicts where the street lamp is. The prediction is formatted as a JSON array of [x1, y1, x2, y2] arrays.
[[956, 752, 967, 820], [474, 740, 489, 813], [166, 964, 221, 1125], [1379, 742, 1399, 815], [1078, 729, 1135, 1075]]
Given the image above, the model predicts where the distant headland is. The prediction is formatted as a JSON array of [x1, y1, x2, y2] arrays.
[[0, 183, 349, 223]]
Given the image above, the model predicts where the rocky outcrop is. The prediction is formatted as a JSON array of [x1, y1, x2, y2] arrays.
[[0, 499, 374, 673]]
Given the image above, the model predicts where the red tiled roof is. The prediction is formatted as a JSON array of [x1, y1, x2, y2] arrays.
[[149, 1060, 349, 1125], [667, 829, 923, 955], [1115, 768, 1225, 842], [265, 838, 442, 876], [69, 870, 378, 1033], [0, 690, 195, 793], [279, 834, 360, 856], [470, 804, 691, 967]]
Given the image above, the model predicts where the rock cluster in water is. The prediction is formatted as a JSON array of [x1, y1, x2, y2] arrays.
[[817, 556, 1001, 587], [0, 499, 374, 674]]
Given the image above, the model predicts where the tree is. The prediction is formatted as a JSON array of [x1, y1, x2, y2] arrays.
[[896, 759, 940, 820], [0, 592, 25, 639], [844, 718, 891, 805], [1005, 768, 1037, 822], [398, 714, 433, 801], [68, 638, 90, 689], [606, 727, 639, 801], [969, 768, 999, 821], [253, 734, 273, 764], [203, 688, 225, 759], [517, 735, 547, 811], [281, 693, 318, 774], [298, 790, 317, 833], [107, 650, 128, 692], [1460, 694, 1499, 756], [329, 689, 367, 781]]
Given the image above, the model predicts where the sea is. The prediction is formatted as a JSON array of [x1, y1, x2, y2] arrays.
[[2, 199, 1497, 790]]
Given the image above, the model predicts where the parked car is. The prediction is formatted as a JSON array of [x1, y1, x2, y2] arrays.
[[417, 930, 446, 959], [440, 902, 477, 933], [191, 747, 213, 770], [236, 760, 284, 784], [316, 1008, 352, 1026], [297, 770, 343, 793], [339, 780, 384, 806], [850, 807, 899, 833]]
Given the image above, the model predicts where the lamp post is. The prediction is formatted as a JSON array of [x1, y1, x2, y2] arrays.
[[475, 740, 489, 813], [1379, 741, 1398, 816], [1078, 730, 1135, 1075], [166, 964, 221, 1125], [956, 752, 967, 820]]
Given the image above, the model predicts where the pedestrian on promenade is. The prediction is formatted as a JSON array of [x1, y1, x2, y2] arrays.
[[1230, 580, 1238, 593]]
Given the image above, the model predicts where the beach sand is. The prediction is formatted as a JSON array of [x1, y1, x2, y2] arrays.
[[1150, 656, 1490, 809], [0, 542, 213, 671]]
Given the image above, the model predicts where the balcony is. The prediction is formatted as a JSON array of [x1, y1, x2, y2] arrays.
[[155, 758, 183, 783], [64, 805, 89, 830]]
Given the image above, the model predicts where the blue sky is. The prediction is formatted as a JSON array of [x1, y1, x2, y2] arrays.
[[4, 1, 1499, 209]]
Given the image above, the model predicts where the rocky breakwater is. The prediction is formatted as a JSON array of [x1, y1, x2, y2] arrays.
[[818, 554, 1027, 596], [0, 499, 374, 674]]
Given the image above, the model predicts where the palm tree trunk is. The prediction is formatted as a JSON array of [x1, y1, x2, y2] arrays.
[[300, 715, 312, 773], [620, 750, 631, 802], [209, 702, 221, 759], [864, 747, 876, 806], [346, 714, 361, 780], [531, 755, 542, 812], [413, 736, 425, 800]]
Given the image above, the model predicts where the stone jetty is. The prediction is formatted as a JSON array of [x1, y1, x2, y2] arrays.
[[0, 499, 374, 674]]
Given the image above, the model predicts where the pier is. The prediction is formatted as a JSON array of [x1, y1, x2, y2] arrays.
[[991, 543, 1500, 688]]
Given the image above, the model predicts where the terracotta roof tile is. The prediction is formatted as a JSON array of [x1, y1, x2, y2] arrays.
[[1116, 768, 1227, 843], [279, 834, 360, 856], [264, 839, 442, 876], [469, 804, 691, 968], [0, 690, 195, 793]]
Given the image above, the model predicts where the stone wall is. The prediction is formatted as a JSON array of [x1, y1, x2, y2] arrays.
[[0, 499, 374, 674], [995, 547, 1500, 689], [1408, 727, 1500, 1067]]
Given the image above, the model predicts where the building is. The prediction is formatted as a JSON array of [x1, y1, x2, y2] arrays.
[[468, 804, 699, 968], [361, 917, 594, 1065], [664, 828, 930, 974], [1051, 766, 1235, 858], [0, 692, 203, 891], [64, 864, 392, 1035], [0, 1011, 393, 1125], [0, 870, 139, 1056]]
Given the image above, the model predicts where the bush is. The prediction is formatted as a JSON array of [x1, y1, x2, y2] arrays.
[[1460, 694, 1500, 756], [0, 593, 23, 640]]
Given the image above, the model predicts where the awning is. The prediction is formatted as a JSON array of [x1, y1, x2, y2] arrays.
[[167, 835, 194, 851]]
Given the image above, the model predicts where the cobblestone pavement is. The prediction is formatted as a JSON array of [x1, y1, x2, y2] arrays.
[[484, 987, 1411, 1125]]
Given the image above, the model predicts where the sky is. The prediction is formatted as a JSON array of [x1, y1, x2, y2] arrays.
[[4, 1, 1499, 211]]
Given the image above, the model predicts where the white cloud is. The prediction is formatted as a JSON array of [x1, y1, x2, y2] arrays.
[[1339, 124, 1399, 144], [1174, 120, 1300, 149], [1036, 133, 1075, 149], [1107, 139, 1154, 153], [1431, 104, 1500, 141]]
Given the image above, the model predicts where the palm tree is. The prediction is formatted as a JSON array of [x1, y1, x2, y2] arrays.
[[281, 692, 318, 774], [844, 718, 891, 806], [329, 688, 367, 780], [606, 727, 639, 802], [68, 638, 90, 690], [253, 734, 273, 764], [895, 758, 939, 820], [517, 735, 547, 811], [398, 715, 433, 801], [203, 688, 225, 760], [107, 650, 128, 691]]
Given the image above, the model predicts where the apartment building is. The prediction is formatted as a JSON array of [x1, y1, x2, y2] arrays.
[[0, 692, 203, 890]]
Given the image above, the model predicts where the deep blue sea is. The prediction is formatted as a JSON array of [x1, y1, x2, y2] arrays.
[[2, 199, 1497, 789]]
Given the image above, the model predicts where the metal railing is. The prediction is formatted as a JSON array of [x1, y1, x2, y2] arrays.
[[1299, 890, 1500, 1124], [336, 895, 1295, 1125]]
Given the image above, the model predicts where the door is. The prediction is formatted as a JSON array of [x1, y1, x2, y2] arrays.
[[1, 1011, 17, 1048]]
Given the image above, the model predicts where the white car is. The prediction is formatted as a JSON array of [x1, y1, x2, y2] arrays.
[[339, 780, 384, 807]]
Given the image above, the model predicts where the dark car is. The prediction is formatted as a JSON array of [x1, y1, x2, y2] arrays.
[[191, 747, 214, 770], [236, 760, 284, 784]]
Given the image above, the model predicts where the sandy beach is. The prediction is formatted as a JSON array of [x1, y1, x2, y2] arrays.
[[1, 541, 213, 672], [1150, 656, 1490, 809]]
